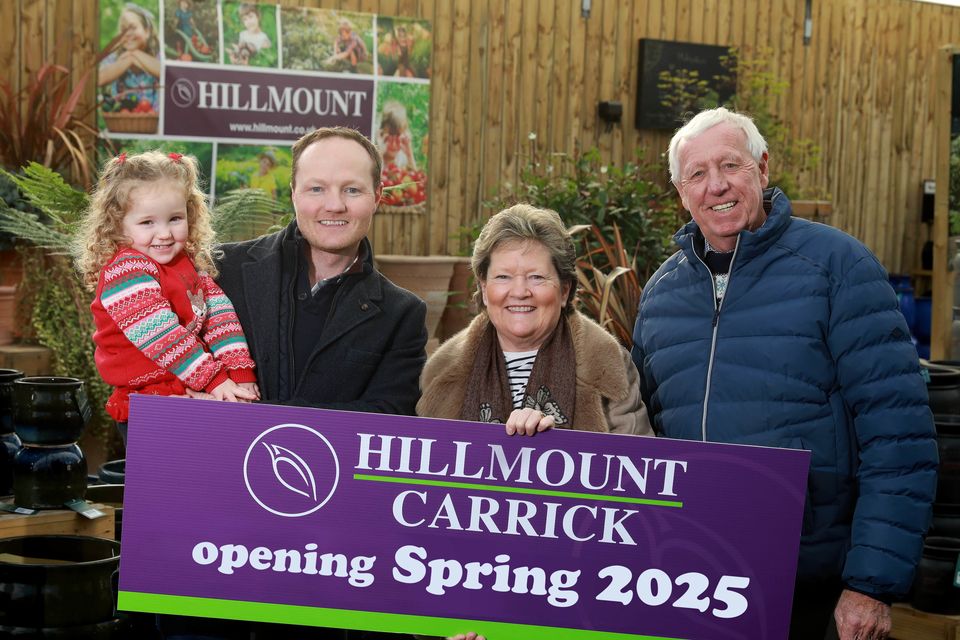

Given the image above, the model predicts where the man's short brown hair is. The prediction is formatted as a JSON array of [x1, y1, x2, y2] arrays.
[[290, 127, 382, 191]]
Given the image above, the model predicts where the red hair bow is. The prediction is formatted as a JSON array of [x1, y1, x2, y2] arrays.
[[168, 152, 183, 163], [116, 152, 127, 164]]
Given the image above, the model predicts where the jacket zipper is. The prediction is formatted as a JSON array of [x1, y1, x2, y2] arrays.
[[696, 239, 739, 442]]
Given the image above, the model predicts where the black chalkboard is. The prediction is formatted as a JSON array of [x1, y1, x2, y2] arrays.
[[636, 39, 736, 130]]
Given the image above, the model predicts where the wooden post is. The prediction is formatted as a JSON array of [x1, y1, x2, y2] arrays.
[[931, 46, 960, 360]]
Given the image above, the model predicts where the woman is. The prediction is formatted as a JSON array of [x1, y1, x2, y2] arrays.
[[417, 203, 652, 438]]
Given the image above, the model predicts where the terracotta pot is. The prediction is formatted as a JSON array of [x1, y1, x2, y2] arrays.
[[791, 200, 833, 221], [0, 285, 16, 347], [376, 255, 459, 344], [439, 257, 477, 342]]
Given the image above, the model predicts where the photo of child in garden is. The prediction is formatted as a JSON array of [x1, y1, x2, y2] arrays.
[[281, 7, 373, 74], [224, 2, 278, 68], [98, 1, 161, 134], [378, 101, 417, 171], [215, 145, 291, 204], [165, 0, 217, 63], [375, 84, 430, 209], [377, 17, 432, 79], [248, 148, 281, 199], [324, 18, 369, 72]]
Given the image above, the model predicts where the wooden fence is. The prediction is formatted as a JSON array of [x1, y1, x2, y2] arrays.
[[2, 0, 959, 274]]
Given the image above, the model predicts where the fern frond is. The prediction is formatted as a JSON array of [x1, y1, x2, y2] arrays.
[[212, 188, 282, 241], [1, 163, 88, 229], [0, 204, 74, 253]]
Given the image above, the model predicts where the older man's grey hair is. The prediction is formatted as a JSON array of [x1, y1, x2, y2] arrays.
[[667, 107, 768, 184]]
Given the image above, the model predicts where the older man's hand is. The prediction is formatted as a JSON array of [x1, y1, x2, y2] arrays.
[[834, 589, 891, 640]]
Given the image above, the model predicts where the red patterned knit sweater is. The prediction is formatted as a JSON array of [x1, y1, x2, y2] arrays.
[[91, 249, 257, 421]]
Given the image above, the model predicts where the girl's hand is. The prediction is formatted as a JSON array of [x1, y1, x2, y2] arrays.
[[237, 381, 260, 401], [505, 407, 555, 436], [210, 379, 259, 403], [184, 388, 215, 400], [447, 634, 486, 640]]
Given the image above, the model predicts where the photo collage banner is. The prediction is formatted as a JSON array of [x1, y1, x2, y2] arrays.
[[97, 1, 431, 211]]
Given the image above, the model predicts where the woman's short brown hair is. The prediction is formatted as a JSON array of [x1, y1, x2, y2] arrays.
[[471, 203, 577, 313]]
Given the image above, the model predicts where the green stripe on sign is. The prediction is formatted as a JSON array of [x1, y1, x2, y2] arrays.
[[353, 473, 683, 508], [117, 591, 685, 640]]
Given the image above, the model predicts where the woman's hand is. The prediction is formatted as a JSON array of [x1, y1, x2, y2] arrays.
[[237, 381, 261, 402], [210, 379, 259, 403], [505, 407, 555, 436], [447, 633, 486, 640]]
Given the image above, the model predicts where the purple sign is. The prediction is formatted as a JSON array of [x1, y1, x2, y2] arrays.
[[118, 395, 810, 639], [163, 66, 374, 141]]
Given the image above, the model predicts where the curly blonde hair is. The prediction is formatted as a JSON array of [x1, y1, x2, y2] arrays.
[[76, 150, 218, 290]]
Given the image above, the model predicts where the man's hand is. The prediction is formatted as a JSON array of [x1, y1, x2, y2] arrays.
[[834, 589, 891, 640]]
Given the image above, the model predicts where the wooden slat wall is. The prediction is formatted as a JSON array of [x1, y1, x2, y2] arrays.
[[3, 0, 959, 272]]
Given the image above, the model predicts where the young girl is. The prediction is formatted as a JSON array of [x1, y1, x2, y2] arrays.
[[78, 151, 259, 440], [98, 3, 161, 112]]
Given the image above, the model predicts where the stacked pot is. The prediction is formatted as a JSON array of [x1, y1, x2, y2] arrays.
[[0, 369, 24, 496], [0, 375, 142, 636], [10, 376, 92, 509], [916, 362, 960, 613]]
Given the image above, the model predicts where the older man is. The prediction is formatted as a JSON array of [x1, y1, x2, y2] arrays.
[[631, 107, 937, 640]]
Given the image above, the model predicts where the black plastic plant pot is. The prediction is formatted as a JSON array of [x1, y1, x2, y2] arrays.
[[97, 460, 125, 486], [12, 377, 91, 446], [12, 444, 86, 509], [0, 535, 120, 628]]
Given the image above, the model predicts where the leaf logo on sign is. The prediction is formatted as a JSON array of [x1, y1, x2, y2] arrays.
[[262, 442, 318, 501]]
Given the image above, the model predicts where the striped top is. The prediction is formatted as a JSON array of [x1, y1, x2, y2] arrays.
[[504, 350, 538, 408]]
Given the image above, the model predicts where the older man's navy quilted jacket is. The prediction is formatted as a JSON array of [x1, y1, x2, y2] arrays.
[[631, 187, 938, 600]]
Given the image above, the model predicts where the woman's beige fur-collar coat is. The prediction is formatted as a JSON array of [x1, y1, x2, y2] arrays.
[[417, 310, 652, 436]]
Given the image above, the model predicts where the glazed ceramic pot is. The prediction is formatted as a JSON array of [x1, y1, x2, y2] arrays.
[[0, 535, 120, 628], [0, 368, 24, 433], [0, 431, 19, 496], [12, 443, 86, 509], [12, 377, 91, 446], [0, 369, 24, 495]]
